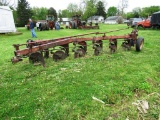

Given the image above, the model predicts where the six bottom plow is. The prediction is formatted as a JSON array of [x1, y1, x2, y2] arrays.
[[11, 28, 144, 67]]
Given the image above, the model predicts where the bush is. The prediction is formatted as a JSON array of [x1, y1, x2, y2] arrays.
[[117, 16, 124, 24]]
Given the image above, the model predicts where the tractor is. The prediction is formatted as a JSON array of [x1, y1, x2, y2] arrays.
[[69, 15, 99, 29]]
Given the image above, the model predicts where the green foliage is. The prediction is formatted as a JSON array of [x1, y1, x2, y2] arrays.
[[95, 1, 106, 18], [60, 3, 83, 18], [31, 7, 48, 20], [16, 0, 32, 27], [140, 6, 160, 18], [127, 6, 160, 19], [126, 12, 135, 19], [67, 3, 79, 15], [61, 9, 71, 18], [58, 10, 63, 21], [132, 7, 141, 18], [0, 24, 160, 120], [48, 7, 57, 21], [107, 6, 118, 17], [125, 7, 141, 19], [10, 8, 17, 25], [82, 0, 97, 20]]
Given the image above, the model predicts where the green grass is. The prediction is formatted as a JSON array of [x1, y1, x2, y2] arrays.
[[0, 24, 160, 120]]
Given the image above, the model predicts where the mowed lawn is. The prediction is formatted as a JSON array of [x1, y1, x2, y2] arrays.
[[0, 24, 160, 120]]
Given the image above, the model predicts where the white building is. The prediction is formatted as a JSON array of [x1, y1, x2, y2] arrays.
[[58, 18, 72, 25], [0, 6, 16, 33], [105, 16, 123, 24], [87, 16, 104, 23]]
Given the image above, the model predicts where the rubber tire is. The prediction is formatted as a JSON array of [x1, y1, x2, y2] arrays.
[[74, 22, 77, 29], [136, 37, 144, 51], [71, 22, 75, 29]]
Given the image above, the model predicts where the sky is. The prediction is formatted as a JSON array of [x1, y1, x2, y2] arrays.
[[25, 0, 160, 12]]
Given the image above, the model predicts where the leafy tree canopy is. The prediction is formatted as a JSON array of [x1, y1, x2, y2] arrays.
[[95, 1, 106, 18], [17, 0, 32, 27], [139, 6, 160, 18], [107, 6, 118, 17], [61, 9, 70, 18], [48, 7, 57, 21], [31, 7, 48, 20], [82, 0, 97, 20]]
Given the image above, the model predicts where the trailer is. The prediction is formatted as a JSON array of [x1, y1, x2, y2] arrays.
[[11, 28, 144, 67], [151, 11, 160, 28]]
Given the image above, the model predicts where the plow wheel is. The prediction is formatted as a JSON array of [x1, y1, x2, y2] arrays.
[[136, 37, 144, 51], [74, 47, 85, 58], [52, 50, 67, 62], [29, 52, 45, 67]]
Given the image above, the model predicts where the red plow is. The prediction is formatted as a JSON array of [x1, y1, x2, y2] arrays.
[[11, 28, 144, 67]]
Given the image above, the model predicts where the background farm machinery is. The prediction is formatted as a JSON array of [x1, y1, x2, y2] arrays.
[[68, 15, 99, 29], [11, 28, 144, 67], [37, 15, 55, 31], [26, 15, 55, 31]]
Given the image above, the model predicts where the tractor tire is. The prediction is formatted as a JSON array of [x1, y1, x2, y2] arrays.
[[71, 21, 77, 29], [71, 22, 74, 29], [136, 37, 144, 51], [74, 22, 77, 29]]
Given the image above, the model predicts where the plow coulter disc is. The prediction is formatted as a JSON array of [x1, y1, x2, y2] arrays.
[[53, 50, 67, 62], [92, 40, 103, 56], [122, 41, 131, 51], [29, 52, 45, 67], [44, 49, 49, 58], [109, 43, 117, 54], [109, 39, 117, 54], [74, 48, 85, 58], [94, 46, 102, 56]]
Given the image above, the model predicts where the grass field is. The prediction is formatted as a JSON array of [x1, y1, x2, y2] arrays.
[[0, 24, 160, 120]]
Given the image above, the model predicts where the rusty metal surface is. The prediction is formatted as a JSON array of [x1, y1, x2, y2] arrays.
[[11, 29, 140, 66]]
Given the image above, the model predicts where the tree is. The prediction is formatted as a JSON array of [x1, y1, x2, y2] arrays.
[[31, 7, 48, 20], [66, 3, 83, 17], [67, 3, 79, 15], [58, 10, 63, 21], [17, 0, 32, 27], [61, 9, 70, 18], [95, 1, 106, 18], [140, 6, 160, 18], [11, 8, 17, 24], [48, 7, 57, 21], [82, 0, 97, 20], [117, 0, 128, 15], [126, 12, 135, 19], [107, 6, 118, 17], [132, 7, 141, 18]]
